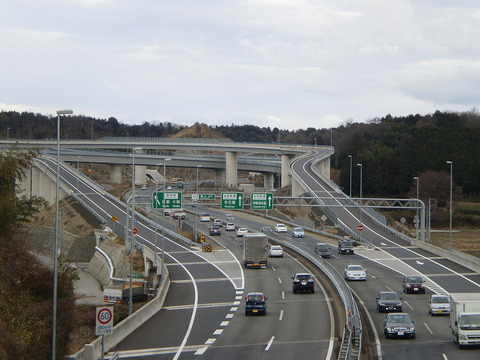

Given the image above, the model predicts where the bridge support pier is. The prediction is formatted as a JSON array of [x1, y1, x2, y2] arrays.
[[225, 151, 237, 188], [263, 173, 274, 190], [111, 164, 123, 184], [281, 154, 293, 188], [314, 158, 331, 178], [291, 178, 303, 197], [215, 169, 226, 186]]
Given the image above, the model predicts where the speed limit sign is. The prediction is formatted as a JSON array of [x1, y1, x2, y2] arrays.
[[96, 307, 113, 335]]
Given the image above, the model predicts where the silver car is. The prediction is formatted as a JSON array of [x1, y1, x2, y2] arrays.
[[428, 294, 451, 316], [292, 227, 305, 238], [344, 265, 367, 281]]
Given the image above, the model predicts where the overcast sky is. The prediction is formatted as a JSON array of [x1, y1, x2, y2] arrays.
[[1, 0, 479, 131]]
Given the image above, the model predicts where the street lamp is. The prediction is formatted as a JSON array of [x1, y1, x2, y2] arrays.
[[313, 137, 317, 146], [6, 127, 10, 140], [357, 163, 363, 224], [52, 109, 73, 360], [447, 161, 453, 251], [414, 176, 419, 239], [195, 165, 202, 241], [128, 147, 142, 315], [76, 156, 81, 192], [154, 162, 162, 266], [161, 158, 171, 281], [348, 155, 352, 198]]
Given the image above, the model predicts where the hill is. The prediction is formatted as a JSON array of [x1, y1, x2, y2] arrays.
[[170, 122, 224, 139]]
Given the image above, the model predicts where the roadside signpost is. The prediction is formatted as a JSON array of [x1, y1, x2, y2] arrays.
[[153, 192, 182, 209], [96, 306, 114, 360], [250, 193, 274, 210], [221, 192, 244, 210]]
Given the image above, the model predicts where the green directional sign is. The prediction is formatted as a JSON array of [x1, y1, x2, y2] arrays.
[[250, 192, 274, 210], [153, 192, 182, 209], [221, 192, 244, 210], [199, 194, 216, 200]]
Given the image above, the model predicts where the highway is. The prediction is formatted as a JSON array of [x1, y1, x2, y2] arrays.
[[37, 156, 339, 360], [290, 151, 480, 359]]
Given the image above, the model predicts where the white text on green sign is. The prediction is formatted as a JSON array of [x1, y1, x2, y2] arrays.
[[250, 193, 274, 210], [153, 192, 183, 209], [221, 192, 244, 209], [199, 194, 216, 200]]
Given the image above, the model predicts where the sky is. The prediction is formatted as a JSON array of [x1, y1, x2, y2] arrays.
[[1, 0, 479, 131]]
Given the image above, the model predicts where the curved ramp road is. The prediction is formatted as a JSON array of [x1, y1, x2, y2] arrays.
[[39, 156, 338, 360], [291, 152, 480, 359]]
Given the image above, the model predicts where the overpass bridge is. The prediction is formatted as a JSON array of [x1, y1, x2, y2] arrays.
[[5, 138, 333, 201]]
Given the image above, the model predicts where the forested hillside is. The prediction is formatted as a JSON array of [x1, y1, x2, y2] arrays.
[[1, 109, 479, 200]]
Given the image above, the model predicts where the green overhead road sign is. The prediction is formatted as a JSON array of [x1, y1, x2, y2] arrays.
[[199, 194, 216, 200], [221, 192, 244, 210], [250, 193, 274, 210], [153, 192, 182, 209]]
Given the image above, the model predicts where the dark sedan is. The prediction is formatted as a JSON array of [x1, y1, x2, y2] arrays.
[[377, 291, 403, 312], [209, 226, 221, 236], [383, 313, 415, 338]]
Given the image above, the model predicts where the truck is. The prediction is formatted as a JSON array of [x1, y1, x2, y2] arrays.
[[450, 293, 480, 347], [172, 209, 186, 220], [243, 232, 268, 269]]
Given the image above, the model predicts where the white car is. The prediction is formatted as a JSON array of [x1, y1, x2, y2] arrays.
[[225, 223, 236, 231], [344, 265, 367, 281], [292, 227, 305, 238], [213, 219, 223, 227], [268, 245, 283, 258], [200, 213, 210, 222], [428, 294, 451, 316], [274, 224, 287, 233], [226, 214, 234, 220], [236, 228, 248, 237]]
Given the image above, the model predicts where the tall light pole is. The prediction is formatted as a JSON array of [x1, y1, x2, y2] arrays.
[[414, 176, 419, 239], [348, 155, 352, 198], [129, 147, 142, 315], [154, 162, 162, 266], [447, 161, 453, 251], [76, 156, 81, 192], [195, 165, 202, 241], [6, 127, 10, 140], [161, 158, 171, 281], [357, 163, 363, 224], [314, 137, 317, 146], [52, 109, 73, 360]]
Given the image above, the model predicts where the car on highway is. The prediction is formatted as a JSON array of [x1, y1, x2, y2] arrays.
[[383, 313, 416, 339], [200, 213, 210, 222], [213, 219, 223, 227], [403, 275, 426, 294], [225, 223, 236, 231], [338, 239, 354, 254], [292, 227, 305, 238], [209, 226, 221, 236], [428, 294, 451, 315], [344, 265, 367, 281], [141, 184, 147, 190], [315, 243, 331, 258], [166, 186, 172, 190], [262, 226, 273, 233], [236, 228, 248, 237], [292, 273, 315, 294], [377, 291, 403, 312], [226, 214, 234, 220], [268, 245, 283, 258], [245, 292, 267, 316], [274, 224, 288, 233]]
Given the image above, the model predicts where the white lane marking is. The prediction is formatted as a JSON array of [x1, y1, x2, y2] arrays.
[[205, 338, 216, 345], [194, 347, 208, 355], [442, 354, 448, 360], [279, 310, 284, 321], [230, 307, 238, 312], [278, 277, 282, 284], [416, 261, 424, 265], [265, 336, 275, 351], [235, 296, 242, 300], [236, 290, 244, 295], [282, 291, 285, 300], [233, 301, 240, 306], [213, 329, 223, 335], [385, 286, 395, 292], [220, 321, 229, 327], [404, 301, 414, 311], [424, 322, 433, 334], [226, 313, 234, 319], [271, 265, 276, 271]]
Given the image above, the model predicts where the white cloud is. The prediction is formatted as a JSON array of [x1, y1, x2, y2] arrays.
[[0, 0, 479, 132]]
